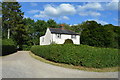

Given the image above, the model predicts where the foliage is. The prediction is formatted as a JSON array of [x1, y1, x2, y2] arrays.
[[23, 18, 35, 46], [23, 18, 59, 46], [64, 39, 73, 44], [2, 39, 17, 56], [79, 21, 120, 49], [2, 2, 26, 49], [22, 45, 31, 50], [47, 19, 58, 28], [31, 44, 119, 68], [0, 2, 1, 15], [2, 1, 119, 50]]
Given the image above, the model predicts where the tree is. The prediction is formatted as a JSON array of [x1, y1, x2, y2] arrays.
[[2, 2, 26, 49], [0, 2, 1, 15], [103, 24, 119, 48], [23, 18, 35, 45], [34, 20, 48, 45], [79, 20, 120, 49], [47, 19, 58, 28]]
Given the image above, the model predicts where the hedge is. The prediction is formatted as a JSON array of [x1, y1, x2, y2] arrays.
[[2, 39, 17, 56], [31, 44, 119, 68]]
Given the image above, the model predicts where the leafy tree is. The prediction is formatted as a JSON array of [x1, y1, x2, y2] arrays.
[[0, 17, 2, 39], [47, 19, 58, 28], [0, 2, 1, 15], [103, 24, 119, 48], [2, 2, 26, 49], [23, 18, 35, 46], [34, 20, 48, 45], [79, 21, 120, 49]]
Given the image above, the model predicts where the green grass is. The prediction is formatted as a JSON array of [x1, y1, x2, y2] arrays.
[[31, 44, 119, 69]]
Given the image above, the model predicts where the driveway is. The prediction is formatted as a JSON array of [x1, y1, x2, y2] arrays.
[[0, 51, 118, 78]]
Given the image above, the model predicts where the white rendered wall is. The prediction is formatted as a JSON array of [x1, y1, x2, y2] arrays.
[[40, 28, 52, 45], [52, 34, 80, 45]]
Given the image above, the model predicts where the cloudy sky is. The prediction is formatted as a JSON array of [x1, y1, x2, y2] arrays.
[[20, 1, 119, 26]]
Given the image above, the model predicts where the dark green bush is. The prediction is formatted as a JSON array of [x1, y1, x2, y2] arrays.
[[22, 45, 31, 50], [64, 39, 73, 44], [2, 39, 17, 56], [31, 44, 119, 68]]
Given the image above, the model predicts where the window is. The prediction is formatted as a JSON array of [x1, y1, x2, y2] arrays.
[[56, 34, 61, 38], [42, 38, 44, 42], [71, 35, 76, 39]]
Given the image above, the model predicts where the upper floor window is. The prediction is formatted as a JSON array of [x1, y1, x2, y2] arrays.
[[42, 38, 44, 42], [71, 35, 76, 39], [56, 34, 61, 38]]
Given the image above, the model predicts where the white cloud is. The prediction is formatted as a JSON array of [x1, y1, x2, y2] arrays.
[[34, 4, 76, 18], [33, 2, 119, 19], [77, 1, 119, 12], [61, 16, 70, 20], [88, 19, 108, 25], [77, 3, 102, 17], [79, 11, 101, 17], [77, 2, 103, 11], [111, 0, 119, 2], [34, 14, 47, 18], [114, 18, 120, 22], [30, 3, 38, 6], [58, 4, 76, 15], [28, 10, 40, 14], [103, 0, 119, 10], [105, 2, 118, 10]]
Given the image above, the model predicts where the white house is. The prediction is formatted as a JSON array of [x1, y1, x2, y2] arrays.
[[40, 27, 80, 45]]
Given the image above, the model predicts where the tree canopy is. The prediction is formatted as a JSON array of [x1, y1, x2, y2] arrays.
[[2, 2, 120, 50]]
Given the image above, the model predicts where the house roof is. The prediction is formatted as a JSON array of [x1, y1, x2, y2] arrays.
[[49, 28, 79, 35]]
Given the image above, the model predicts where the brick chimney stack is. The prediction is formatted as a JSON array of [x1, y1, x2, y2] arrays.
[[60, 24, 64, 30]]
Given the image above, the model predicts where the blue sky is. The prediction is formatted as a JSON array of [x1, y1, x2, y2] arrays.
[[19, 2, 119, 26]]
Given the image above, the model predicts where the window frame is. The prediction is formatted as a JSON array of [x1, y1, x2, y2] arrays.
[[71, 35, 76, 39], [42, 38, 44, 42], [56, 34, 61, 38]]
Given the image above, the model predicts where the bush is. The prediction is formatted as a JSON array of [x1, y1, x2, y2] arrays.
[[31, 44, 119, 68], [64, 39, 73, 44], [22, 45, 31, 50], [2, 39, 17, 56]]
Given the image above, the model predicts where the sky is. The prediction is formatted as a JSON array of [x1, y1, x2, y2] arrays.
[[19, 1, 119, 26]]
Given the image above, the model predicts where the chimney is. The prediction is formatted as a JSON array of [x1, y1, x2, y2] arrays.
[[60, 24, 64, 30]]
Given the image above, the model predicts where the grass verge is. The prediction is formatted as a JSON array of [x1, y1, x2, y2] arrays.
[[29, 51, 119, 72]]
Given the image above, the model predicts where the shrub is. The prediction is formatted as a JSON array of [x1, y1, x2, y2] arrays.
[[22, 45, 31, 50], [2, 39, 17, 56], [64, 39, 73, 44], [31, 44, 119, 68]]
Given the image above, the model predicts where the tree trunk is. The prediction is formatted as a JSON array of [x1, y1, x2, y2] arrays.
[[7, 28, 10, 39]]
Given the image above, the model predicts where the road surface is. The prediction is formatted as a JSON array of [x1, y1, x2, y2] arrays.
[[0, 51, 118, 78]]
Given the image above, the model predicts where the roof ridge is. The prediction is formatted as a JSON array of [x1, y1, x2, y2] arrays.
[[48, 27, 79, 35], [49, 27, 73, 32]]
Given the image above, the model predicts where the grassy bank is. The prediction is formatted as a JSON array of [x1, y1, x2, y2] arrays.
[[31, 44, 119, 68]]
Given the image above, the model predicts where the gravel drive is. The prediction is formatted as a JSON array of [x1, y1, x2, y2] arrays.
[[0, 51, 118, 78]]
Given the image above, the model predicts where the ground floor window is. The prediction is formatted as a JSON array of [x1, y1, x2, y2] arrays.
[[42, 38, 44, 42], [71, 35, 76, 39]]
